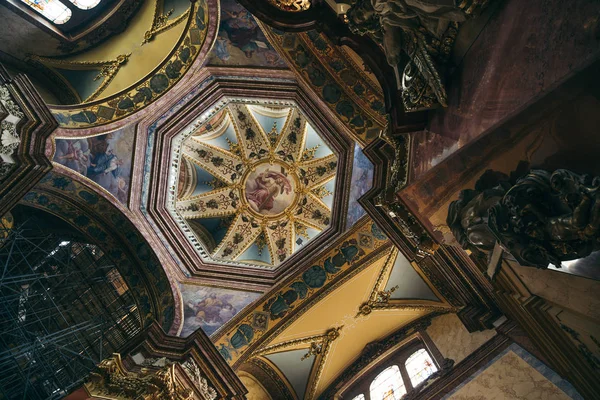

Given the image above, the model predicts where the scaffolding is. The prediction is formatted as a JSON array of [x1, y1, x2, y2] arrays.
[[0, 210, 142, 400]]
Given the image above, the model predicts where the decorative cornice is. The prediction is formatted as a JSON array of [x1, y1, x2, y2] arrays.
[[85, 354, 195, 400], [260, 24, 386, 146], [0, 65, 56, 217], [120, 321, 247, 399]]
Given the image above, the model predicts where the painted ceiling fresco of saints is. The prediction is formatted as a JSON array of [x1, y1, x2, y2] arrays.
[[206, 0, 287, 67], [180, 284, 261, 337], [53, 125, 134, 204], [245, 164, 295, 216]]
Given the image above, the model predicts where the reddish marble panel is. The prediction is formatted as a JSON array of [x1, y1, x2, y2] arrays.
[[428, 0, 600, 147]]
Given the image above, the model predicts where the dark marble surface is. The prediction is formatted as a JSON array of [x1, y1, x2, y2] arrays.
[[414, 0, 600, 179]]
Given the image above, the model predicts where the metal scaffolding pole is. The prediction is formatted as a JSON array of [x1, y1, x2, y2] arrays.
[[0, 212, 143, 400]]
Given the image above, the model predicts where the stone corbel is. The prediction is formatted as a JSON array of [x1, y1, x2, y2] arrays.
[[85, 353, 195, 400], [0, 83, 24, 173], [0, 64, 56, 217]]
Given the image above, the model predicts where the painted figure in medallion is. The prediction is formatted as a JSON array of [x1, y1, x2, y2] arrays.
[[245, 167, 293, 214]]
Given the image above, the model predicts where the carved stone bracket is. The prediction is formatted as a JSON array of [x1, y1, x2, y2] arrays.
[[86, 354, 194, 400], [0, 64, 56, 217], [345, 0, 494, 112], [88, 321, 248, 400]]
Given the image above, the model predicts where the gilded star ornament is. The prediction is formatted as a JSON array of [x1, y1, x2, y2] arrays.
[[176, 103, 337, 267]]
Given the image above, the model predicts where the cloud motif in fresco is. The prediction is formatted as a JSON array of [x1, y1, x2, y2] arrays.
[[346, 143, 374, 228], [206, 0, 287, 68], [180, 285, 261, 337], [53, 125, 135, 204]]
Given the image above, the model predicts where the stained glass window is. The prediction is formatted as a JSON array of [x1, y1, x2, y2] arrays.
[[369, 365, 406, 400], [67, 0, 101, 10], [19, 0, 72, 24], [405, 349, 438, 388], [351, 395, 366, 400]]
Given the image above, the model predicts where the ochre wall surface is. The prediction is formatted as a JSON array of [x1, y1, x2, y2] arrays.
[[448, 349, 577, 400], [426, 314, 496, 364]]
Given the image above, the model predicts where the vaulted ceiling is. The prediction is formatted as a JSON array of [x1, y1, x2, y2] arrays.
[[173, 101, 338, 268], [12, 0, 454, 397]]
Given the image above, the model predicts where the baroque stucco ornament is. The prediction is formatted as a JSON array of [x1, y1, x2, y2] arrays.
[[267, 0, 311, 12], [85, 354, 194, 400], [0, 84, 24, 180], [447, 168, 600, 269], [345, 0, 491, 111]]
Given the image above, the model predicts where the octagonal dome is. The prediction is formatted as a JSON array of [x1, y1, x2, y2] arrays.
[[169, 99, 338, 268]]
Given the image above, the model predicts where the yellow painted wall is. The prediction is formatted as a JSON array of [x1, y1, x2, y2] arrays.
[[238, 371, 272, 400], [64, 0, 189, 100]]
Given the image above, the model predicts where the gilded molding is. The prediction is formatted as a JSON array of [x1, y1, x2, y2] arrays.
[[85, 354, 194, 400], [250, 327, 342, 400], [28, 53, 132, 103], [143, 0, 191, 45], [267, 0, 311, 12], [50, 0, 211, 128], [355, 247, 453, 318], [212, 218, 389, 367], [260, 24, 386, 145]]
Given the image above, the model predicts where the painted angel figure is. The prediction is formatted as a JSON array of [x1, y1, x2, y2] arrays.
[[246, 169, 292, 213]]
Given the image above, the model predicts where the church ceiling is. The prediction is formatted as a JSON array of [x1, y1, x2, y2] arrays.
[[28, 0, 428, 388], [211, 219, 391, 366], [173, 101, 337, 268], [240, 246, 451, 398], [48, 0, 213, 127]]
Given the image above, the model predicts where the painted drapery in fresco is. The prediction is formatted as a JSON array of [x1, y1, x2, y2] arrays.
[[206, 0, 287, 67], [53, 125, 134, 204], [180, 284, 261, 337]]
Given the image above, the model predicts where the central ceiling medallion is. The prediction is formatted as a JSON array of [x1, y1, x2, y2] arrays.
[[173, 100, 338, 268], [243, 160, 297, 217]]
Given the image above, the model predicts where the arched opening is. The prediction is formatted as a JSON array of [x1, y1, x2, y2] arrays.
[[0, 205, 143, 400]]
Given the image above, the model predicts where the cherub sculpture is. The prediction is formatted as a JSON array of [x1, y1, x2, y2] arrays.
[[346, 0, 490, 111], [447, 166, 600, 268]]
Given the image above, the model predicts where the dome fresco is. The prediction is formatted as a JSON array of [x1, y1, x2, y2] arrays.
[[171, 100, 337, 268]]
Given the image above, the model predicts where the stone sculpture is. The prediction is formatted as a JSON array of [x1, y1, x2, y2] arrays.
[[346, 0, 490, 111], [447, 167, 600, 268]]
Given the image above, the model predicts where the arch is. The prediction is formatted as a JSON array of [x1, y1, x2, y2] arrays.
[[19, 170, 176, 331], [19, 0, 72, 24], [369, 365, 406, 400], [405, 348, 438, 388], [67, 0, 102, 10], [0, 205, 144, 399]]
